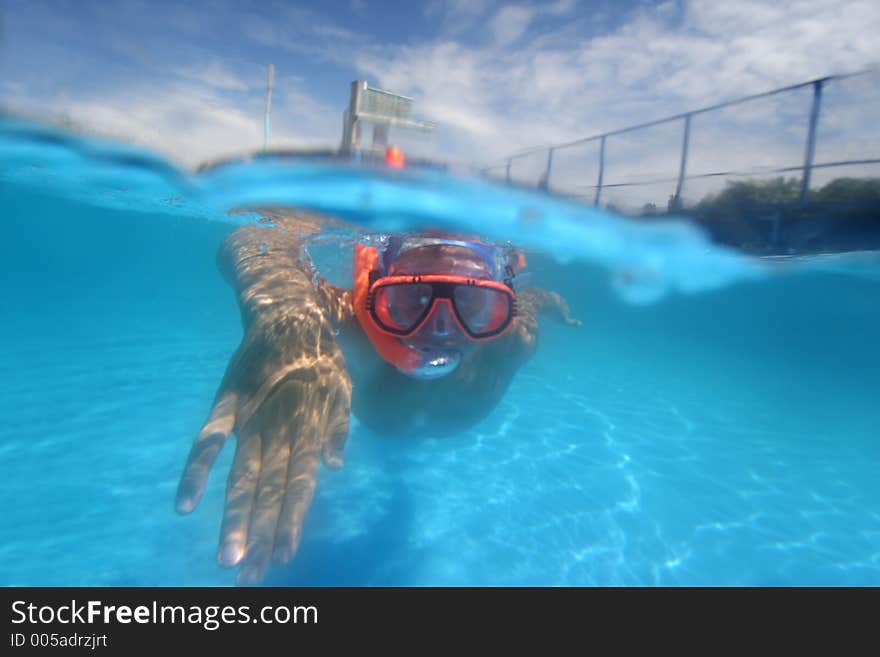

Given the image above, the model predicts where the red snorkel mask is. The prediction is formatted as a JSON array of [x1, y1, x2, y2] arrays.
[[353, 236, 526, 377], [367, 274, 515, 340]]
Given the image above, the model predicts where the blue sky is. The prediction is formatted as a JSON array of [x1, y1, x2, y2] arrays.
[[1, 0, 878, 177]]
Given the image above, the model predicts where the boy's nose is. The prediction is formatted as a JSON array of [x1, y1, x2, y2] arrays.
[[426, 301, 456, 338]]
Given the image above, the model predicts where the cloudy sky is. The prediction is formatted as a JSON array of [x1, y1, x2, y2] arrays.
[[1, 0, 878, 195]]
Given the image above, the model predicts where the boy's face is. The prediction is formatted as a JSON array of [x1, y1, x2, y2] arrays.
[[386, 245, 494, 378]]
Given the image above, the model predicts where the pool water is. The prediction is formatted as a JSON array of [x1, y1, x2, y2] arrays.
[[1, 120, 878, 586]]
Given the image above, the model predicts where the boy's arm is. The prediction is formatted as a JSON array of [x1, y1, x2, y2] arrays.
[[508, 287, 581, 356], [176, 212, 352, 585]]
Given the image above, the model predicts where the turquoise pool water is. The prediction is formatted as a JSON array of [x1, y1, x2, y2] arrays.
[[1, 119, 878, 586]]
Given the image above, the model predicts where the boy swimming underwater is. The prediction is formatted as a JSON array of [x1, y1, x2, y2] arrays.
[[175, 212, 579, 584]]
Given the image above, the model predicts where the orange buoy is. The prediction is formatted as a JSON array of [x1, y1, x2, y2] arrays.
[[385, 146, 405, 168]]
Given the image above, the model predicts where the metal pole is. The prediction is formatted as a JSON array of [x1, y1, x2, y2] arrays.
[[342, 80, 367, 153], [771, 209, 782, 251], [541, 148, 555, 190], [800, 79, 824, 205], [672, 114, 691, 210], [594, 136, 606, 206], [263, 64, 274, 151], [505, 159, 512, 183]]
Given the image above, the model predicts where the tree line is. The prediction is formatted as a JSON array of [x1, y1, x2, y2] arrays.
[[695, 176, 880, 208]]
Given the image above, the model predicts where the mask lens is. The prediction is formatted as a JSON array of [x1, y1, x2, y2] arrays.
[[452, 285, 511, 335], [374, 283, 434, 332]]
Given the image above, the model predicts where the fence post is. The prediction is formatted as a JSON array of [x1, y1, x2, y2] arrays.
[[800, 79, 824, 205], [505, 159, 512, 183], [263, 64, 274, 151], [770, 209, 783, 251], [671, 114, 691, 211], [594, 136, 606, 206], [540, 148, 555, 190]]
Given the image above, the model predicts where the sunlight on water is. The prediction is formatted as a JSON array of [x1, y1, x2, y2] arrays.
[[1, 117, 765, 305]]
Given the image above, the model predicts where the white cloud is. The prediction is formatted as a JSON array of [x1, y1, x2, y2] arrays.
[[547, 0, 577, 16], [424, 0, 495, 37], [355, 0, 880, 175], [3, 0, 878, 188], [0, 1, 348, 168], [3, 74, 341, 169], [490, 6, 536, 46], [176, 60, 252, 91], [45, 85, 262, 167], [350, 0, 368, 18], [241, 4, 359, 51]]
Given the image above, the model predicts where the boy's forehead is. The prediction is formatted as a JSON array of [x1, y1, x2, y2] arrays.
[[389, 244, 492, 276]]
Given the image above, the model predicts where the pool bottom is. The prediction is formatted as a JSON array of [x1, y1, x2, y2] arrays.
[[1, 301, 877, 587]]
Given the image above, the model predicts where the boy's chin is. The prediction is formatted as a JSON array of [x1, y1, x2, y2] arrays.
[[399, 346, 463, 380]]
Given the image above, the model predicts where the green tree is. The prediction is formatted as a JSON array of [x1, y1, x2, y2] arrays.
[[698, 177, 801, 208], [697, 176, 880, 208], [813, 177, 880, 202]]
